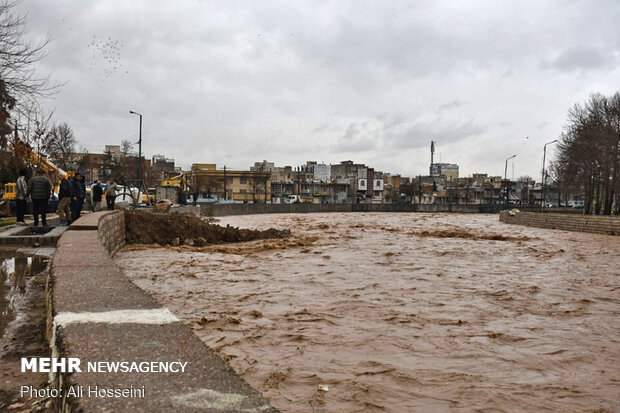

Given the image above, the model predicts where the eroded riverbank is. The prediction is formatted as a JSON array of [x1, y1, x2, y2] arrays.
[[116, 213, 620, 412]]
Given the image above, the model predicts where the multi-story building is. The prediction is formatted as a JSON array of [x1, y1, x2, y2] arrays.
[[430, 163, 459, 181], [76, 150, 151, 184], [297, 181, 349, 203], [152, 155, 176, 182], [383, 174, 400, 203], [331, 160, 366, 183], [188, 166, 271, 203], [357, 168, 384, 203], [250, 160, 276, 172], [271, 166, 293, 183], [313, 163, 331, 182]]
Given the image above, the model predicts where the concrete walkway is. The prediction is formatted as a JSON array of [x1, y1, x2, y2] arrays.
[[50, 212, 278, 412]]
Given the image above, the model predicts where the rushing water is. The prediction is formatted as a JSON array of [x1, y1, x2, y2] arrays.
[[117, 213, 620, 412]]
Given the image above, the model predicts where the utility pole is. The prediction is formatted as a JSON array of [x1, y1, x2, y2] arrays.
[[541, 139, 557, 210], [543, 170, 549, 208], [504, 154, 516, 207], [525, 179, 529, 206], [223, 165, 227, 200], [418, 175, 422, 204], [129, 111, 143, 186], [465, 178, 470, 205], [430, 140, 435, 176]]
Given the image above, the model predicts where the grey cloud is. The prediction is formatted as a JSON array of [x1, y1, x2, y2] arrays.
[[541, 46, 616, 72], [12, 0, 620, 181], [385, 119, 486, 150], [438, 100, 467, 113], [331, 116, 486, 155], [331, 123, 380, 153]]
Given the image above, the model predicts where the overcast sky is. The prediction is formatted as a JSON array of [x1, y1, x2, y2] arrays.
[[17, 0, 620, 180]]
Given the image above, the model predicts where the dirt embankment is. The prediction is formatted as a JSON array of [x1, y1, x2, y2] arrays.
[[124, 210, 290, 246]]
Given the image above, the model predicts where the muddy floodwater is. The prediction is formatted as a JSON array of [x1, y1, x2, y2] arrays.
[[0, 252, 49, 338], [116, 213, 620, 412]]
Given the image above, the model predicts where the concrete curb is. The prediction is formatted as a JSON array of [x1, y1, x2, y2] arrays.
[[48, 210, 278, 412]]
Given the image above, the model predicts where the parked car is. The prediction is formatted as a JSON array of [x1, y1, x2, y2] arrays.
[[284, 195, 300, 204]]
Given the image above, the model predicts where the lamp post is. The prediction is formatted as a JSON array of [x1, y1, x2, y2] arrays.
[[504, 154, 516, 207], [541, 139, 557, 209], [129, 110, 142, 186]]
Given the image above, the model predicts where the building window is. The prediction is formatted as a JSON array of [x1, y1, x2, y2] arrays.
[[240, 189, 247, 194], [240, 177, 247, 184], [227, 177, 233, 184]]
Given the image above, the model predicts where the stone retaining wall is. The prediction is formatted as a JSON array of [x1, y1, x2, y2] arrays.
[[499, 210, 620, 235], [204, 202, 482, 216], [97, 210, 125, 255]]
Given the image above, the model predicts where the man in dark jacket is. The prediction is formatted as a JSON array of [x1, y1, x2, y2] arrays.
[[91, 180, 103, 211], [70, 173, 86, 222], [57, 175, 73, 225], [27, 170, 51, 227]]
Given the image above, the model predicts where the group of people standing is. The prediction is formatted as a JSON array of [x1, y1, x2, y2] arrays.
[[56, 173, 86, 225], [15, 169, 120, 226]]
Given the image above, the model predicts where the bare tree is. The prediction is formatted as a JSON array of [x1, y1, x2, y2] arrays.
[[120, 139, 135, 156], [554, 92, 620, 215], [0, 0, 55, 112], [72, 145, 92, 175], [191, 173, 221, 199], [47, 122, 77, 170], [248, 165, 269, 203], [18, 102, 53, 156]]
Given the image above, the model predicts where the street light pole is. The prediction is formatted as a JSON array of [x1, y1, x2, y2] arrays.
[[504, 154, 516, 207], [129, 110, 143, 186], [541, 139, 557, 209]]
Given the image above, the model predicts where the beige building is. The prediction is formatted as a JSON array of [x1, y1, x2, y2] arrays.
[[189, 166, 271, 202], [191, 163, 217, 172], [431, 163, 459, 182]]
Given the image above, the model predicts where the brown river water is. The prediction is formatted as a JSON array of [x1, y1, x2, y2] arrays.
[[116, 213, 620, 412]]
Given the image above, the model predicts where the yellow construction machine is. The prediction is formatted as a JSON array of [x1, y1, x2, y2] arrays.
[[2, 138, 70, 201]]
